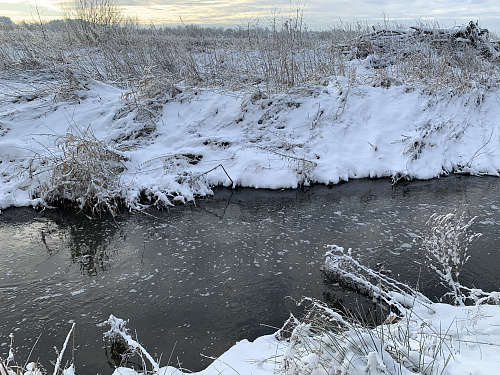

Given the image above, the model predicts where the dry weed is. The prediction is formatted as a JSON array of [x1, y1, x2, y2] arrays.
[[27, 126, 127, 216]]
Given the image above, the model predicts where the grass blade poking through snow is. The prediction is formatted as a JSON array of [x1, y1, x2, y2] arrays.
[[53, 323, 76, 375]]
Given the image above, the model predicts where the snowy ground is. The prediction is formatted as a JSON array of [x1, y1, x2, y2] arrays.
[[1, 75, 499, 212], [106, 302, 500, 375]]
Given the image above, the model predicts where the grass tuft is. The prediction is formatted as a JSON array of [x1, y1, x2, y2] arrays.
[[26, 126, 127, 217]]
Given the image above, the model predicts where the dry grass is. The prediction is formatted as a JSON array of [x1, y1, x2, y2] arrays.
[[1, 14, 499, 100], [27, 126, 127, 216], [276, 297, 453, 375]]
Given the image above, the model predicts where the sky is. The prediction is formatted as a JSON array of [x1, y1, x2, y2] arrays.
[[1, 0, 500, 34]]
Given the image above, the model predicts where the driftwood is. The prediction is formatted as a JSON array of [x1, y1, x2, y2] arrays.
[[349, 21, 500, 63]]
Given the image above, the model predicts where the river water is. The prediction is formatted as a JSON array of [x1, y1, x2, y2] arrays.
[[0, 176, 499, 374]]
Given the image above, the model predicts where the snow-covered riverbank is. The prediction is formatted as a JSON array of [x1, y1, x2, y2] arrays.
[[2, 20, 500, 213], [1, 77, 499, 213], [106, 302, 500, 375]]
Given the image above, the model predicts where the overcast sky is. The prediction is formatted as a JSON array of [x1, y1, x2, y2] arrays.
[[1, 0, 500, 33]]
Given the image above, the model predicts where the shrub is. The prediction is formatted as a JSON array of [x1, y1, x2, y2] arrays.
[[27, 126, 127, 216], [420, 212, 500, 306]]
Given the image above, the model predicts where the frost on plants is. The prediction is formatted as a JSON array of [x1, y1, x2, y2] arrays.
[[26, 127, 127, 216], [323, 213, 499, 309], [276, 297, 453, 375], [419, 212, 500, 306], [103, 315, 160, 373], [0, 326, 75, 375], [283, 213, 498, 375], [322, 245, 432, 314], [419, 212, 480, 305]]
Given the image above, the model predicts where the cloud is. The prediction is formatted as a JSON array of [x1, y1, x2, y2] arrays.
[[124, 0, 500, 29], [119, 0, 300, 25], [0, 0, 63, 20]]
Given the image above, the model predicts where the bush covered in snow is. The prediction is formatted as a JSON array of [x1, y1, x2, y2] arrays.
[[26, 126, 127, 216]]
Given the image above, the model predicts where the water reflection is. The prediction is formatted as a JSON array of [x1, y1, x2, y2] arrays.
[[38, 210, 123, 276], [65, 220, 117, 276], [0, 176, 499, 374]]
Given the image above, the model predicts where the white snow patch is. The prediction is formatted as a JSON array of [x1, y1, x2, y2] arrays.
[[1, 82, 500, 210]]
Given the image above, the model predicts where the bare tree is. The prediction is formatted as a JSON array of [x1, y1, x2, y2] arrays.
[[29, 0, 47, 40], [63, 0, 124, 43]]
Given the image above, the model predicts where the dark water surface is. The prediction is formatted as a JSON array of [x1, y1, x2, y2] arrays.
[[1, 176, 499, 374]]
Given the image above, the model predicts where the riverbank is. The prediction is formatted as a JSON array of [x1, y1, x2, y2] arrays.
[[1, 77, 500, 214], [108, 301, 500, 375]]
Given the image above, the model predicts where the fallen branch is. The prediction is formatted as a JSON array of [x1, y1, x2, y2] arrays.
[[199, 164, 234, 186], [104, 315, 160, 373]]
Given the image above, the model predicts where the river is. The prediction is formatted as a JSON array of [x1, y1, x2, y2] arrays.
[[0, 175, 499, 374]]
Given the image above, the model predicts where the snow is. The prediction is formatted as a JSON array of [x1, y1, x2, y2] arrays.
[[102, 302, 500, 375], [1, 77, 499, 211], [110, 334, 284, 375]]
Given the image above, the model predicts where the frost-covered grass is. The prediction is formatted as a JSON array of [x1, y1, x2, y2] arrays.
[[273, 297, 500, 375], [1, 324, 75, 375], [1, 16, 499, 94], [25, 126, 127, 216]]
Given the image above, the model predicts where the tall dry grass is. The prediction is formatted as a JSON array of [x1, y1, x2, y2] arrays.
[[27, 127, 127, 216], [1, 11, 498, 100], [3, 9, 500, 216]]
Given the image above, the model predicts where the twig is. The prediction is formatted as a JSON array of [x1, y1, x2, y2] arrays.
[[467, 128, 495, 167], [24, 333, 43, 369], [199, 164, 233, 186], [53, 323, 75, 375]]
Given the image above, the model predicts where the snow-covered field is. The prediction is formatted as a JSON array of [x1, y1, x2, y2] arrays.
[[1, 17, 500, 375]]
